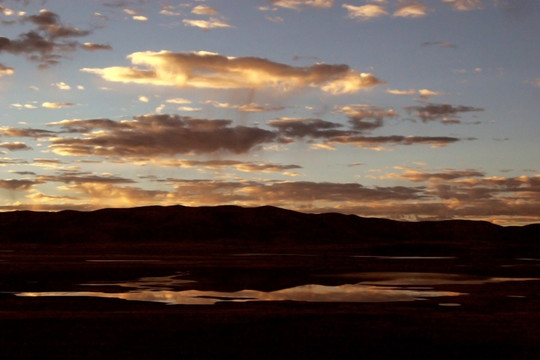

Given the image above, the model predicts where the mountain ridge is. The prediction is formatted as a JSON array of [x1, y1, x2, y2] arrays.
[[0, 205, 538, 255]]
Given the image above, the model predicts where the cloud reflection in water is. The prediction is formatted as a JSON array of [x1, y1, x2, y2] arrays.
[[17, 275, 466, 305], [17, 272, 538, 305]]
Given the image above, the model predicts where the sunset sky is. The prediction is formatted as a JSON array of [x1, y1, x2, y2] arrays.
[[0, 0, 538, 225]]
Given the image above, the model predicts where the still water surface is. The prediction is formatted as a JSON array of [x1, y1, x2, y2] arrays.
[[16, 272, 538, 305]]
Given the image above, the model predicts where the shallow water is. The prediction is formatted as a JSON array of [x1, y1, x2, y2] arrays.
[[16, 272, 538, 306]]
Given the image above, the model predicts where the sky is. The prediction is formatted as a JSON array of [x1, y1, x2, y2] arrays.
[[0, 0, 538, 225]]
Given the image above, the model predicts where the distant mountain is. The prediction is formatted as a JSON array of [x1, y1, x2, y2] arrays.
[[0, 205, 538, 257]]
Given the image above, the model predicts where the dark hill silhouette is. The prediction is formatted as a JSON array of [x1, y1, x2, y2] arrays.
[[0, 205, 538, 257]]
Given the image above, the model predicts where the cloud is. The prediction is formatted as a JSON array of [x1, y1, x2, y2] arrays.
[[82, 42, 112, 51], [342, 4, 389, 20], [205, 100, 285, 112], [0, 179, 40, 190], [25, 10, 91, 37], [422, 41, 457, 48], [266, 16, 284, 23], [418, 89, 444, 98], [157, 179, 425, 208], [42, 102, 75, 109], [148, 158, 301, 174], [82, 50, 384, 94], [383, 168, 485, 182], [267, 117, 349, 139], [0, 63, 14, 76], [182, 18, 233, 30], [405, 103, 483, 122], [38, 171, 136, 185], [0, 127, 56, 138], [48, 114, 277, 156], [328, 135, 463, 149], [191, 5, 218, 15], [239, 103, 285, 112], [442, 0, 484, 11], [10, 103, 38, 109], [0, 141, 32, 151], [336, 105, 398, 132], [52, 82, 71, 90], [272, 0, 335, 10], [386, 88, 444, 98], [387, 89, 417, 96], [166, 97, 192, 104], [393, 0, 430, 17], [177, 106, 201, 112], [0, 9, 108, 68]]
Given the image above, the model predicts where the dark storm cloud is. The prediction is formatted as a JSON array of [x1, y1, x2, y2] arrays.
[[0, 9, 109, 68], [405, 103, 484, 122], [48, 114, 277, 156]]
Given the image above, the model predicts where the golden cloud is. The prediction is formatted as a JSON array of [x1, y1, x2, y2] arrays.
[[442, 0, 484, 11], [342, 4, 389, 20], [393, 0, 430, 18], [82, 50, 384, 94], [182, 18, 232, 30]]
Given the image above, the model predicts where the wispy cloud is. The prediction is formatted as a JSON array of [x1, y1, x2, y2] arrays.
[[272, 0, 335, 11], [422, 41, 457, 48], [268, 117, 349, 140], [205, 100, 285, 112], [327, 135, 464, 150], [336, 105, 398, 132], [405, 103, 483, 123], [42, 102, 75, 109], [182, 18, 233, 30], [442, 0, 484, 11]]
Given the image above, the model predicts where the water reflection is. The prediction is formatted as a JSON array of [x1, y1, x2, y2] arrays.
[[16, 272, 538, 306], [82, 273, 195, 291], [333, 272, 539, 286], [354, 256, 456, 260], [17, 283, 464, 305]]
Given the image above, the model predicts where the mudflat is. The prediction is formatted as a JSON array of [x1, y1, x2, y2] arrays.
[[1, 206, 539, 359]]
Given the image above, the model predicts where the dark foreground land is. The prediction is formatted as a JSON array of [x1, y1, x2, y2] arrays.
[[0, 205, 539, 359]]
